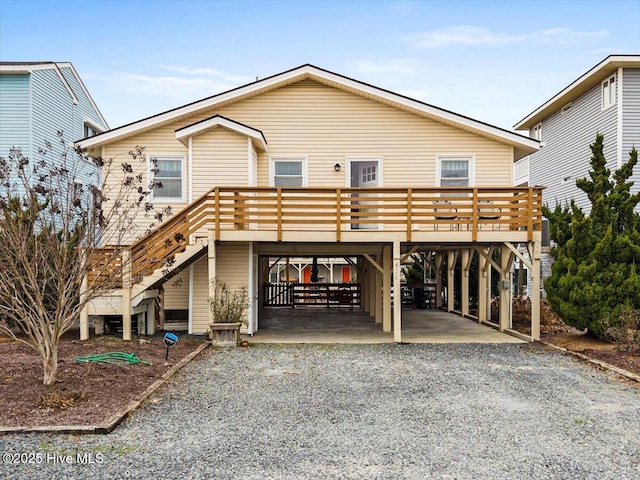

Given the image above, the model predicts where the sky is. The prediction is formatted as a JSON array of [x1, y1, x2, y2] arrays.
[[1, 0, 639, 131]]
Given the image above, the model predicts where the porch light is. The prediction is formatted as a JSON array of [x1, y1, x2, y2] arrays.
[[334, 163, 341, 172]]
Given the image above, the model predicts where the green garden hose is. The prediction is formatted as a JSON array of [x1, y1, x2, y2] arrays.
[[75, 352, 152, 366]]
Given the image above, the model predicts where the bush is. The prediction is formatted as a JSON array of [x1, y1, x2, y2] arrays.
[[544, 134, 640, 338], [209, 279, 248, 324], [601, 309, 640, 353]]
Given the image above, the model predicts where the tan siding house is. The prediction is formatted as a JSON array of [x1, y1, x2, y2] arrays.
[[78, 64, 543, 342]]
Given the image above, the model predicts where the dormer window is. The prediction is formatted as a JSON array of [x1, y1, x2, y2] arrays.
[[83, 121, 100, 138], [532, 123, 542, 141], [602, 74, 616, 109]]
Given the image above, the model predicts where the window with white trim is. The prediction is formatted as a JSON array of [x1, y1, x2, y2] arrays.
[[602, 74, 616, 109], [150, 156, 185, 201], [83, 123, 98, 138], [437, 155, 474, 187], [270, 157, 306, 187], [532, 123, 542, 141]]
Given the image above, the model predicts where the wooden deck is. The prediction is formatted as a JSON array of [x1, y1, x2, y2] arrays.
[[89, 186, 544, 287]]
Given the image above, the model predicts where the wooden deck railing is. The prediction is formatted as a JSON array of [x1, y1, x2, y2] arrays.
[[91, 186, 544, 287]]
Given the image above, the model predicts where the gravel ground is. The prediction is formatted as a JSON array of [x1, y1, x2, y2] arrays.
[[1, 343, 639, 479]]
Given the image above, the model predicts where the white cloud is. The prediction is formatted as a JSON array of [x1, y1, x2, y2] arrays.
[[96, 71, 242, 99], [406, 25, 608, 48], [354, 57, 419, 75], [158, 65, 252, 84]]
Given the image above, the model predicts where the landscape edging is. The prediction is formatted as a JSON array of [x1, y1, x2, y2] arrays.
[[0, 342, 211, 435], [538, 340, 640, 383]]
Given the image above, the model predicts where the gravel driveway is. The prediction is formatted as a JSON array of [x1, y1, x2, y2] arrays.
[[1, 343, 639, 479]]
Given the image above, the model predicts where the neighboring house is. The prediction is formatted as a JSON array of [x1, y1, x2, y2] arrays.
[[77, 64, 543, 343], [514, 54, 640, 211], [0, 61, 108, 187], [513, 54, 640, 296]]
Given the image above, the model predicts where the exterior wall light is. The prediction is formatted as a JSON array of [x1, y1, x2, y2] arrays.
[[334, 163, 341, 172]]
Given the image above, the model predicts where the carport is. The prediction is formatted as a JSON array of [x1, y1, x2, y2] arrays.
[[248, 307, 524, 344]]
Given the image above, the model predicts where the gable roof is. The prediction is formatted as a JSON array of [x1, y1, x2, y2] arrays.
[[76, 63, 538, 160], [0, 61, 109, 129], [514, 54, 640, 130], [175, 114, 267, 151]]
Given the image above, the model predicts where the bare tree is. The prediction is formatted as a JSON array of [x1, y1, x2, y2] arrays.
[[0, 132, 168, 385]]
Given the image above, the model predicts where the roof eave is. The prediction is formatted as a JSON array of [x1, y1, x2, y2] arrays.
[[76, 63, 539, 154], [514, 54, 640, 130]]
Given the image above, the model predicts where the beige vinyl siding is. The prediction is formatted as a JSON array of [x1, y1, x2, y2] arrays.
[[163, 274, 189, 310], [191, 127, 248, 198], [190, 243, 250, 334], [210, 79, 513, 187], [102, 125, 189, 241], [191, 257, 209, 334], [101, 79, 514, 243]]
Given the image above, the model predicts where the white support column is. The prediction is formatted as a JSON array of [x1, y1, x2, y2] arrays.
[[208, 231, 217, 324], [146, 301, 156, 335], [80, 275, 89, 340], [122, 249, 132, 341], [383, 245, 392, 333], [393, 240, 402, 343], [478, 248, 488, 323], [530, 235, 542, 340], [461, 249, 471, 317]]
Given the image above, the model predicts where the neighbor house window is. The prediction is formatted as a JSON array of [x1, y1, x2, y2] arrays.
[[437, 155, 474, 187], [83, 122, 99, 138], [270, 157, 307, 187], [602, 74, 616, 109], [532, 123, 542, 141], [150, 156, 185, 201]]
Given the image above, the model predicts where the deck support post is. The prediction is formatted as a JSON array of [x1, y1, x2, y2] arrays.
[[122, 249, 132, 341], [383, 245, 392, 333], [447, 250, 456, 312], [369, 258, 376, 318], [461, 249, 471, 317], [499, 246, 514, 332], [393, 240, 402, 343], [530, 234, 542, 340], [208, 231, 217, 324], [375, 255, 383, 325], [478, 247, 488, 323], [360, 257, 368, 313], [80, 275, 89, 340], [435, 252, 443, 308]]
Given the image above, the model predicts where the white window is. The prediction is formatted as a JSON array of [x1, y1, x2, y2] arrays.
[[361, 165, 376, 183], [602, 74, 616, 109], [269, 157, 307, 187], [437, 155, 475, 187], [150, 155, 186, 201], [532, 123, 542, 141]]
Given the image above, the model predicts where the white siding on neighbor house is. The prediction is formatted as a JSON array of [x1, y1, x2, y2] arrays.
[[190, 243, 250, 334], [0, 74, 31, 159], [621, 68, 640, 202], [528, 78, 617, 212]]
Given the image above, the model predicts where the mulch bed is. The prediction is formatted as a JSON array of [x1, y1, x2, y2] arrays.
[[0, 330, 208, 428]]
